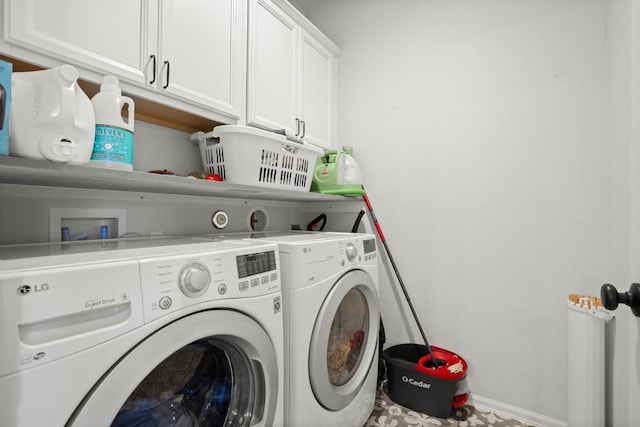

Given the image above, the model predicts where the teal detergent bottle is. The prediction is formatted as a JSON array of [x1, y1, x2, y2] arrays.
[[89, 76, 135, 171]]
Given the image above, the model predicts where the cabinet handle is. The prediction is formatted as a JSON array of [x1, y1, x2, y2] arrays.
[[295, 118, 300, 137], [149, 55, 156, 84], [301, 120, 306, 138], [163, 61, 170, 89]]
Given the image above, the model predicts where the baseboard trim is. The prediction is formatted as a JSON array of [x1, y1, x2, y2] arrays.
[[470, 394, 567, 427]]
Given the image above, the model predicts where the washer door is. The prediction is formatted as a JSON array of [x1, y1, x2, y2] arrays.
[[309, 269, 379, 411], [68, 309, 278, 427]]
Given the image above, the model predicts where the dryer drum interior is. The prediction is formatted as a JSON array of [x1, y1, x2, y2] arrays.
[[112, 338, 255, 427]]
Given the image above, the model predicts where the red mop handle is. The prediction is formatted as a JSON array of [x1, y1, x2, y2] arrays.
[[362, 189, 438, 368], [362, 193, 386, 242]]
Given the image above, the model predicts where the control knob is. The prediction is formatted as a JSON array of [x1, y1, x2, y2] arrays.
[[179, 262, 211, 298], [345, 242, 358, 262]]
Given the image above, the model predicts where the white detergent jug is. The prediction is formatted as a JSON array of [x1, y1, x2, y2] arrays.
[[10, 64, 95, 164]]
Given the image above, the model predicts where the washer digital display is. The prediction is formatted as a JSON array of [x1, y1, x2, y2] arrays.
[[236, 251, 277, 278], [363, 239, 376, 254]]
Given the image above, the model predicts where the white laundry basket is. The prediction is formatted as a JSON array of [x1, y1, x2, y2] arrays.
[[192, 125, 323, 192]]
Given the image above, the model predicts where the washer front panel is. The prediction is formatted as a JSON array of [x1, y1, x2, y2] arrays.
[[69, 309, 280, 427], [0, 238, 285, 427], [0, 260, 144, 377]]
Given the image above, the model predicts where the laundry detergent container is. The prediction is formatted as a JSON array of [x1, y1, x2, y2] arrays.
[[383, 343, 468, 419], [10, 64, 95, 164]]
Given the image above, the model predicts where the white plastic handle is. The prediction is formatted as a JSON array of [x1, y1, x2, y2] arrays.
[[282, 141, 301, 154], [120, 96, 135, 126], [56, 65, 79, 122], [189, 131, 221, 151], [40, 135, 78, 163]]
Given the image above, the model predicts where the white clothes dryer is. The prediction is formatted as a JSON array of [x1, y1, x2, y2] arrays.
[[225, 231, 380, 427], [0, 236, 284, 427]]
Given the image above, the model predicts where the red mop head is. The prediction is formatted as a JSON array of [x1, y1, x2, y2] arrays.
[[415, 346, 469, 408], [415, 346, 468, 380]]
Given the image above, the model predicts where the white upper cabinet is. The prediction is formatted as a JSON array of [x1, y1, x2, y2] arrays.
[[247, 0, 340, 148], [247, 0, 298, 136], [4, 0, 149, 82], [158, 0, 245, 119], [300, 31, 335, 148], [5, 0, 152, 84], [3, 0, 246, 123]]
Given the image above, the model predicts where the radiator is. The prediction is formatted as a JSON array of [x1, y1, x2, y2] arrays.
[[567, 295, 613, 427]]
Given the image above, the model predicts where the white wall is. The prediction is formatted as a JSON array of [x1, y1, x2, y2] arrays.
[[301, 0, 626, 423], [132, 120, 202, 176]]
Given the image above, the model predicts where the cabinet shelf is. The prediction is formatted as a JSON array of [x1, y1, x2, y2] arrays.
[[0, 156, 351, 202]]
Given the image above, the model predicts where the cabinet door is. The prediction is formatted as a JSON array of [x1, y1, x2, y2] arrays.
[[246, 0, 298, 135], [5, 0, 153, 86], [300, 31, 336, 148], [159, 0, 245, 119]]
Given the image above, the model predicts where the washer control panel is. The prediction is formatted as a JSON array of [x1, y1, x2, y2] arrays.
[[139, 243, 280, 323]]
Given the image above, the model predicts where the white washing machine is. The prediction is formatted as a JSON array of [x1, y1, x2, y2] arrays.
[[0, 236, 285, 427], [211, 231, 380, 427]]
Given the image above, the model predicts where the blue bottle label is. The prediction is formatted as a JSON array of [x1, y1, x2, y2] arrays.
[[91, 125, 134, 165]]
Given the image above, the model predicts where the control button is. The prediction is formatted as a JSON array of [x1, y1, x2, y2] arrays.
[[179, 262, 211, 298], [251, 278, 259, 287], [218, 283, 227, 295], [159, 296, 172, 310], [239, 281, 249, 291], [261, 275, 269, 284], [270, 272, 278, 281], [345, 242, 358, 261]]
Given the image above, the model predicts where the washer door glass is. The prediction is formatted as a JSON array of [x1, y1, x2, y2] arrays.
[[309, 269, 379, 411], [112, 339, 254, 427], [69, 309, 278, 427]]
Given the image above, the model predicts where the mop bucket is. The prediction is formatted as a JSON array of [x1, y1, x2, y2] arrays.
[[383, 343, 468, 419]]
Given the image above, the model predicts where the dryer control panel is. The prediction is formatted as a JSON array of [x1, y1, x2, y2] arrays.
[[139, 243, 280, 323], [281, 235, 378, 289]]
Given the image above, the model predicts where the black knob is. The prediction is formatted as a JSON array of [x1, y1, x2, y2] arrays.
[[600, 283, 640, 317]]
